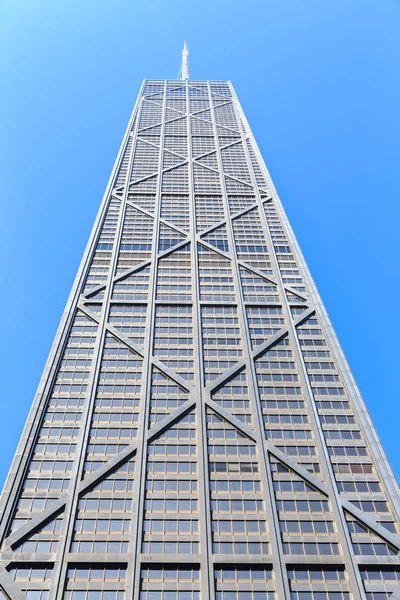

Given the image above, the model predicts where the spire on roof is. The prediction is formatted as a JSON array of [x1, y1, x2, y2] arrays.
[[181, 41, 189, 80]]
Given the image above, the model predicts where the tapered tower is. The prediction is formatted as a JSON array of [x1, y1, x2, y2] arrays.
[[1, 50, 400, 600]]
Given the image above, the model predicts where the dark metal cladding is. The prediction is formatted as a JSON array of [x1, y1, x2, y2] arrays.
[[0, 79, 399, 600]]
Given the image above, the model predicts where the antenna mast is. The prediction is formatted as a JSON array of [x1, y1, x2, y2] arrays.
[[181, 41, 189, 80]]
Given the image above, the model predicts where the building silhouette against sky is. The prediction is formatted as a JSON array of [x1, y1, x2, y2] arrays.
[[1, 50, 400, 600]]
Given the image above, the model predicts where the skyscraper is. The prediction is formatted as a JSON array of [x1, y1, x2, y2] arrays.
[[1, 51, 400, 600]]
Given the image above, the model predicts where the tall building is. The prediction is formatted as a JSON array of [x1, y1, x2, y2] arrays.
[[1, 49, 400, 600]]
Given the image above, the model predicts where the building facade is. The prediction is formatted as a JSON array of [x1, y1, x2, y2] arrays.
[[1, 78, 400, 600]]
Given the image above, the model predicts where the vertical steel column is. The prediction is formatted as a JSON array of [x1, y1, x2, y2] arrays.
[[186, 80, 214, 600], [229, 83, 366, 599], [207, 82, 290, 600]]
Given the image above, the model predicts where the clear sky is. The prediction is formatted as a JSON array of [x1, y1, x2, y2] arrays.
[[1, 0, 399, 489]]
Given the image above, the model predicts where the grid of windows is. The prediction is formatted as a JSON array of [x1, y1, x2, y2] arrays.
[[156, 245, 192, 302], [208, 411, 269, 556], [255, 339, 320, 473], [85, 200, 120, 291], [161, 195, 190, 231], [201, 305, 242, 383], [212, 371, 252, 421], [149, 368, 189, 424], [113, 265, 151, 301], [233, 208, 272, 274], [108, 304, 147, 346], [287, 568, 350, 600], [140, 567, 200, 600], [360, 568, 400, 600], [64, 567, 126, 600], [116, 205, 153, 272], [158, 223, 186, 252], [246, 306, 285, 348], [153, 306, 194, 381], [143, 412, 199, 556], [131, 138, 160, 181], [271, 458, 340, 558], [127, 192, 156, 216], [71, 457, 135, 555], [84, 334, 142, 470], [198, 245, 236, 302], [195, 195, 224, 231], [214, 567, 274, 600], [202, 224, 229, 253]]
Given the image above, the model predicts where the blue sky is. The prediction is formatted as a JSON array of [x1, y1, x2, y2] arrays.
[[1, 0, 399, 489]]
